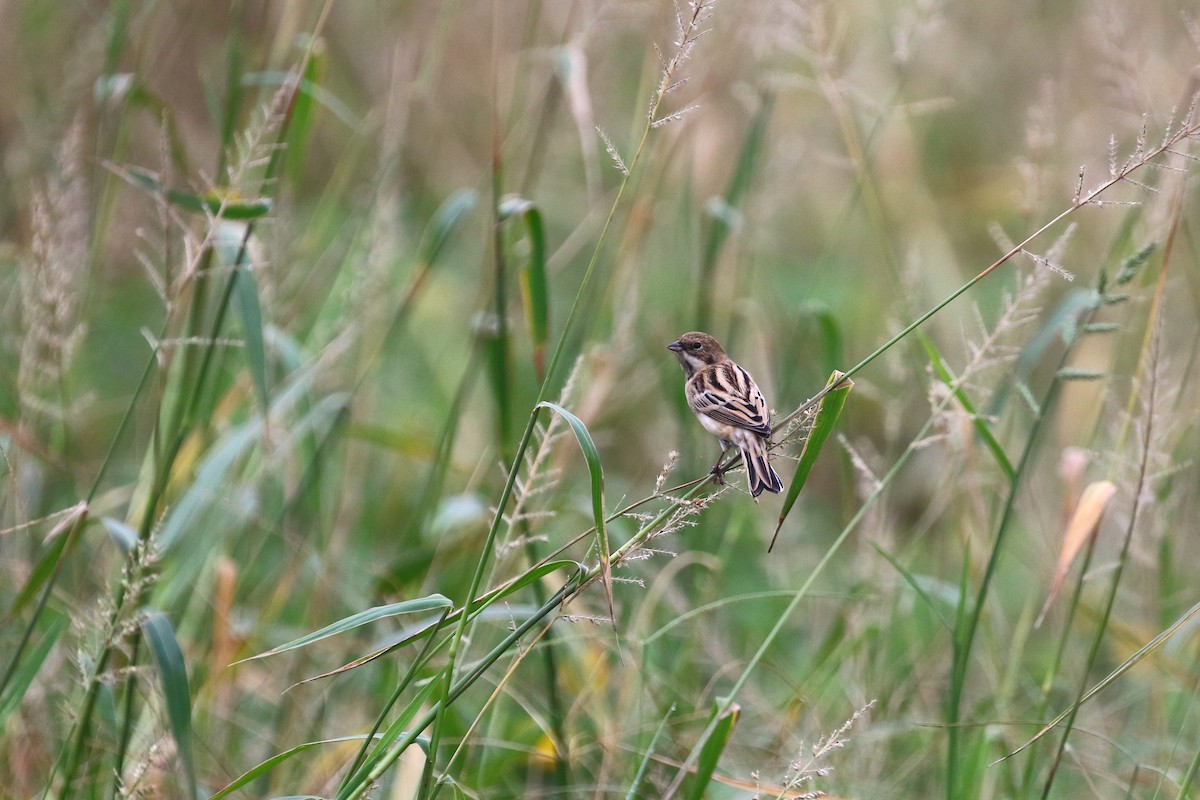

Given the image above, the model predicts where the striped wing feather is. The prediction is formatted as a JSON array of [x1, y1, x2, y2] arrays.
[[687, 362, 771, 436]]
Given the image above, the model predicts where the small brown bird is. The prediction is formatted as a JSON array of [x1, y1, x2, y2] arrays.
[[668, 331, 784, 497]]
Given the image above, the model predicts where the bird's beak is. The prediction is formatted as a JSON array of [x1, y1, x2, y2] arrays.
[[667, 340, 683, 352]]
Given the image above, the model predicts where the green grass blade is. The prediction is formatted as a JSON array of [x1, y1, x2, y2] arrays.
[[481, 314, 512, 460], [870, 542, 954, 632], [238, 594, 453, 663], [799, 300, 843, 377], [7, 535, 70, 619], [108, 163, 273, 218], [212, 219, 267, 413], [208, 735, 382, 800], [155, 417, 261, 553], [536, 401, 612, 625], [1177, 731, 1200, 799], [683, 702, 739, 800], [922, 336, 1014, 479], [7, 505, 89, 616], [335, 679, 438, 800], [343, 605, 451, 786], [100, 517, 138, 554], [999, 598, 1200, 763], [140, 611, 197, 800], [295, 561, 581, 685], [99, 0, 130, 75], [499, 198, 549, 380], [232, 261, 269, 414], [285, 49, 321, 184], [92, 78, 194, 175], [241, 71, 363, 129], [420, 189, 477, 266], [770, 371, 852, 551], [0, 613, 65, 730], [626, 704, 675, 800], [212, 5, 244, 178]]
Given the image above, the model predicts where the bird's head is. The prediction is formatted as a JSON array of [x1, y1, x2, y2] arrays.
[[668, 331, 727, 377]]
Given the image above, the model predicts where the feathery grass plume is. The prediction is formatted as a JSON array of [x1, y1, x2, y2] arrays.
[[140, 81, 291, 300], [1018, 223, 1076, 281], [655, 450, 680, 493], [497, 356, 583, 553], [227, 79, 294, 194], [162, 78, 291, 315], [643, 485, 720, 545], [17, 119, 90, 434], [351, 193, 404, 346], [199, 77, 291, 306], [971, 271, 1047, 370], [771, 381, 819, 451], [596, 126, 629, 175], [648, 0, 717, 127], [775, 700, 875, 799], [133, 117, 187, 310], [115, 736, 170, 800], [67, 528, 160, 689], [837, 431, 881, 499], [1070, 99, 1199, 211], [916, 226, 1064, 431]]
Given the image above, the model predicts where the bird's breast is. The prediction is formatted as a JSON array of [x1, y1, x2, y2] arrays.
[[696, 412, 737, 441]]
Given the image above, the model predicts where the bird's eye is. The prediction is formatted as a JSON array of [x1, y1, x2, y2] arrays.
[[691, 342, 703, 350]]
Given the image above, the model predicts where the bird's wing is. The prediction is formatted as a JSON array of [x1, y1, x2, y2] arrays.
[[688, 362, 772, 437]]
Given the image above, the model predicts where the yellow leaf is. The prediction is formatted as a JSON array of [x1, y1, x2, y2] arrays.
[[1037, 480, 1117, 627]]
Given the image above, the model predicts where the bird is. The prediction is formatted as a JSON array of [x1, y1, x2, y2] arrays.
[[667, 331, 784, 497]]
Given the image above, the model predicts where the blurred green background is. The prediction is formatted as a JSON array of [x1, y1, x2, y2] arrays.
[[1, 1, 1198, 798]]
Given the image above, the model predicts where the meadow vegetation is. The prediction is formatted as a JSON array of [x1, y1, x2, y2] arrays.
[[1, 1, 1199, 798]]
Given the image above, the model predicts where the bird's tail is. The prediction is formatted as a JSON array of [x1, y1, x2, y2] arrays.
[[742, 443, 784, 498]]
